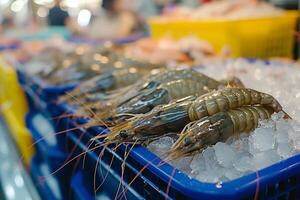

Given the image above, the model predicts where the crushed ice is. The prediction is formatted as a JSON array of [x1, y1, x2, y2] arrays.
[[147, 59, 300, 183]]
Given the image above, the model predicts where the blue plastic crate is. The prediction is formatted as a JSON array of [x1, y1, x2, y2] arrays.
[[66, 130, 159, 200], [68, 32, 147, 45], [0, 42, 20, 51], [17, 67, 76, 104], [26, 111, 76, 200], [30, 155, 73, 200], [26, 110, 70, 151], [57, 101, 300, 200], [71, 171, 95, 200], [114, 32, 148, 45], [71, 170, 141, 200]]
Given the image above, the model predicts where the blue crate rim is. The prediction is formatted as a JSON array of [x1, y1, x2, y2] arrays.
[[68, 32, 147, 45], [30, 75, 77, 93], [16, 60, 77, 93], [58, 102, 300, 198]]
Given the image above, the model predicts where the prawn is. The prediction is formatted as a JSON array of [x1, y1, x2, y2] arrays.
[[169, 105, 275, 158], [99, 87, 286, 145]]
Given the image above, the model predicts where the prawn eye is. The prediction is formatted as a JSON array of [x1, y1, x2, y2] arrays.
[[119, 130, 128, 139], [141, 96, 147, 101], [183, 137, 192, 146], [91, 107, 98, 113]]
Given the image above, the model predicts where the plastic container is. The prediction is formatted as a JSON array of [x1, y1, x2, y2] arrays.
[[149, 11, 299, 58], [15, 32, 146, 107], [0, 43, 20, 51], [66, 130, 155, 200], [26, 111, 74, 200], [17, 68, 76, 104], [71, 171, 136, 200], [0, 56, 34, 165], [30, 156, 72, 200], [71, 172, 95, 200], [68, 32, 147, 45], [58, 102, 300, 200], [26, 111, 63, 155]]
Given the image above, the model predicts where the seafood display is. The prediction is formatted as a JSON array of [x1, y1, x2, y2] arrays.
[[23, 37, 220, 88], [60, 66, 159, 103], [169, 106, 275, 158], [100, 88, 284, 145], [123, 37, 218, 64], [63, 57, 300, 186], [54, 56, 296, 176], [146, 59, 300, 183], [161, 0, 284, 20], [23, 43, 162, 85], [19, 37, 299, 187], [67, 69, 244, 127], [11, 32, 299, 195], [2, 0, 300, 198]]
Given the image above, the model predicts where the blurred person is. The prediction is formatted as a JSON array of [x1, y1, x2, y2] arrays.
[[126, 0, 158, 19], [175, 0, 200, 7], [73, 0, 143, 40], [48, 0, 69, 26], [1, 11, 15, 31]]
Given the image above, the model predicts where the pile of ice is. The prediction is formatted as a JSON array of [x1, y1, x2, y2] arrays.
[[147, 59, 300, 183], [148, 112, 300, 183], [197, 58, 300, 121]]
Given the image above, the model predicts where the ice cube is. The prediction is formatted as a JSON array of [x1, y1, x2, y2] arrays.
[[171, 156, 192, 173], [288, 129, 299, 141], [277, 143, 294, 159], [275, 119, 291, 134], [249, 127, 276, 154], [259, 119, 275, 129], [292, 139, 300, 151], [291, 121, 300, 132], [276, 130, 290, 144], [218, 176, 229, 183], [225, 136, 236, 145], [196, 170, 218, 183], [202, 146, 218, 169], [196, 167, 223, 183], [271, 112, 286, 122], [190, 154, 206, 175], [214, 142, 236, 168], [224, 169, 241, 180], [231, 136, 249, 153], [147, 136, 174, 157], [233, 154, 253, 172], [252, 150, 280, 169]]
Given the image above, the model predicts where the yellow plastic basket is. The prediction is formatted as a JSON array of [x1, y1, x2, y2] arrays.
[[0, 55, 34, 165], [149, 11, 299, 58]]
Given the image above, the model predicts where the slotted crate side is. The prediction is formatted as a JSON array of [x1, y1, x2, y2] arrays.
[[71, 172, 95, 200], [63, 121, 171, 200], [30, 156, 62, 200], [26, 111, 76, 200], [30, 155, 77, 200]]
